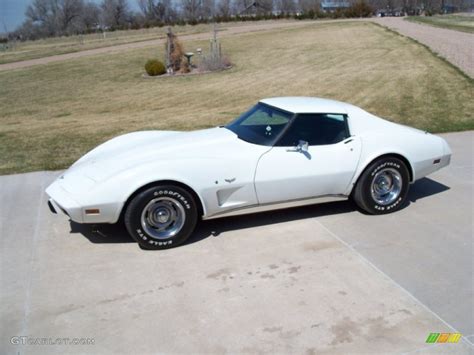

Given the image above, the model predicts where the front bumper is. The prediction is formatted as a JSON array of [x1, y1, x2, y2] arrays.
[[46, 179, 84, 223], [46, 175, 124, 224]]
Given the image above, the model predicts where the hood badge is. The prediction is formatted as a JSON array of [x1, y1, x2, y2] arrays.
[[225, 178, 236, 183]]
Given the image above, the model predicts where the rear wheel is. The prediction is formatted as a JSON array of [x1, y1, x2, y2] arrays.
[[352, 157, 409, 214], [124, 185, 198, 250]]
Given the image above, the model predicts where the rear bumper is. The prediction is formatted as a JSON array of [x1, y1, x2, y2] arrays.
[[413, 152, 451, 181], [438, 152, 451, 170], [412, 136, 451, 181]]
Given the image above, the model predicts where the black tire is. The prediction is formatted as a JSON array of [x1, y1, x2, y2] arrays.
[[352, 157, 409, 215], [124, 185, 198, 250]]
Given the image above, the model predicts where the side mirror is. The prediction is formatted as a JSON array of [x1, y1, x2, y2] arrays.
[[286, 140, 309, 153], [297, 140, 309, 152]]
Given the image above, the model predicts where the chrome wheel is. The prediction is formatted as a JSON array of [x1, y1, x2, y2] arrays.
[[140, 197, 186, 240], [370, 168, 402, 206]]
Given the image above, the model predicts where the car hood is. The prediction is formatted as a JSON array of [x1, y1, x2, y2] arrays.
[[67, 127, 241, 182]]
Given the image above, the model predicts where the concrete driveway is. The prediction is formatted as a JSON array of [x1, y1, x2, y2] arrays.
[[371, 17, 474, 78], [1, 131, 472, 354]]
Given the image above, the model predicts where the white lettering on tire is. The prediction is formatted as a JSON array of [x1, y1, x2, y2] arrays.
[[136, 228, 173, 245], [153, 189, 191, 209], [370, 161, 400, 177]]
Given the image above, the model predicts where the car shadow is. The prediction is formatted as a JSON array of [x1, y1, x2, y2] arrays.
[[70, 177, 449, 246], [407, 176, 450, 202]]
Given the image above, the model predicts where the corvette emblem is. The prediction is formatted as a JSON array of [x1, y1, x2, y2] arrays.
[[225, 178, 236, 183]]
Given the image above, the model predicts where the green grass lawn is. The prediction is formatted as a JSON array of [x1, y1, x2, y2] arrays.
[[406, 13, 474, 33], [0, 21, 472, 175]]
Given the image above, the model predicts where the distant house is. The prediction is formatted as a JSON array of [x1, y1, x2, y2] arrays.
[[321, 0, 351, 11], [442, 4, 459, 13], [376, 7, 404, 16], [238, 0, 273, 16]]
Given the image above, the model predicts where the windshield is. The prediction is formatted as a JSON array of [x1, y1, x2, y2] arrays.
[[225, 103, 293, 146]]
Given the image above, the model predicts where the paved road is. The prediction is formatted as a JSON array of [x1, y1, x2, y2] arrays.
[[1, 131, 472, 354], [372, 17, 474, 78]]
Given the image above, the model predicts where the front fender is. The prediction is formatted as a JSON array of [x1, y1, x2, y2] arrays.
[[87, 155, 260, 223], [84, 162, 206, 223]]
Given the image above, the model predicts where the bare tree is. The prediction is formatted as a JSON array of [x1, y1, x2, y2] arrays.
[[25, 0, 60, 36], [59, 0, 86, 33], [101, 0, 130, 29], [277, 0, 296, 13], [200, 0, 216, 18], [297, 0, 320, 12], [81, 2, 101, 31], [181, 0, 201, 20], [138, 0, 177, 23], [421, 0, 442, 12], [217, 0, 233, 17], [24, 0, 86, 36]]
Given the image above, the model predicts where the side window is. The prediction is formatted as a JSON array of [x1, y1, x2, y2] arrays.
[[276, 114, 349, 146]]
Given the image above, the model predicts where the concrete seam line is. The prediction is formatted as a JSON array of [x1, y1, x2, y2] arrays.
[[312, 219, 473, 348], [20, 177, 46, 337], [463, 336, 474, 348], [463, 335, 474, 347]]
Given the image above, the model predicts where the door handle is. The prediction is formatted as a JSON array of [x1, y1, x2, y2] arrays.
[[343, 136, 355, 144]]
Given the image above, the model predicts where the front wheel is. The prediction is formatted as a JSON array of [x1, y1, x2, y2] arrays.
[[352, 157, 409, 214], [124, 185, 198, 250]]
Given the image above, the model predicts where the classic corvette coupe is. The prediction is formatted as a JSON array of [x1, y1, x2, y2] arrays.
[[46, 97, 451, 249]]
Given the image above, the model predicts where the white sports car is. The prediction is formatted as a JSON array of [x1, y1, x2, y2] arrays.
[[46, 97, 451, 249]]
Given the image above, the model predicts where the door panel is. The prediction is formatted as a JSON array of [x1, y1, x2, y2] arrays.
[[254, 137, 361, 204]]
